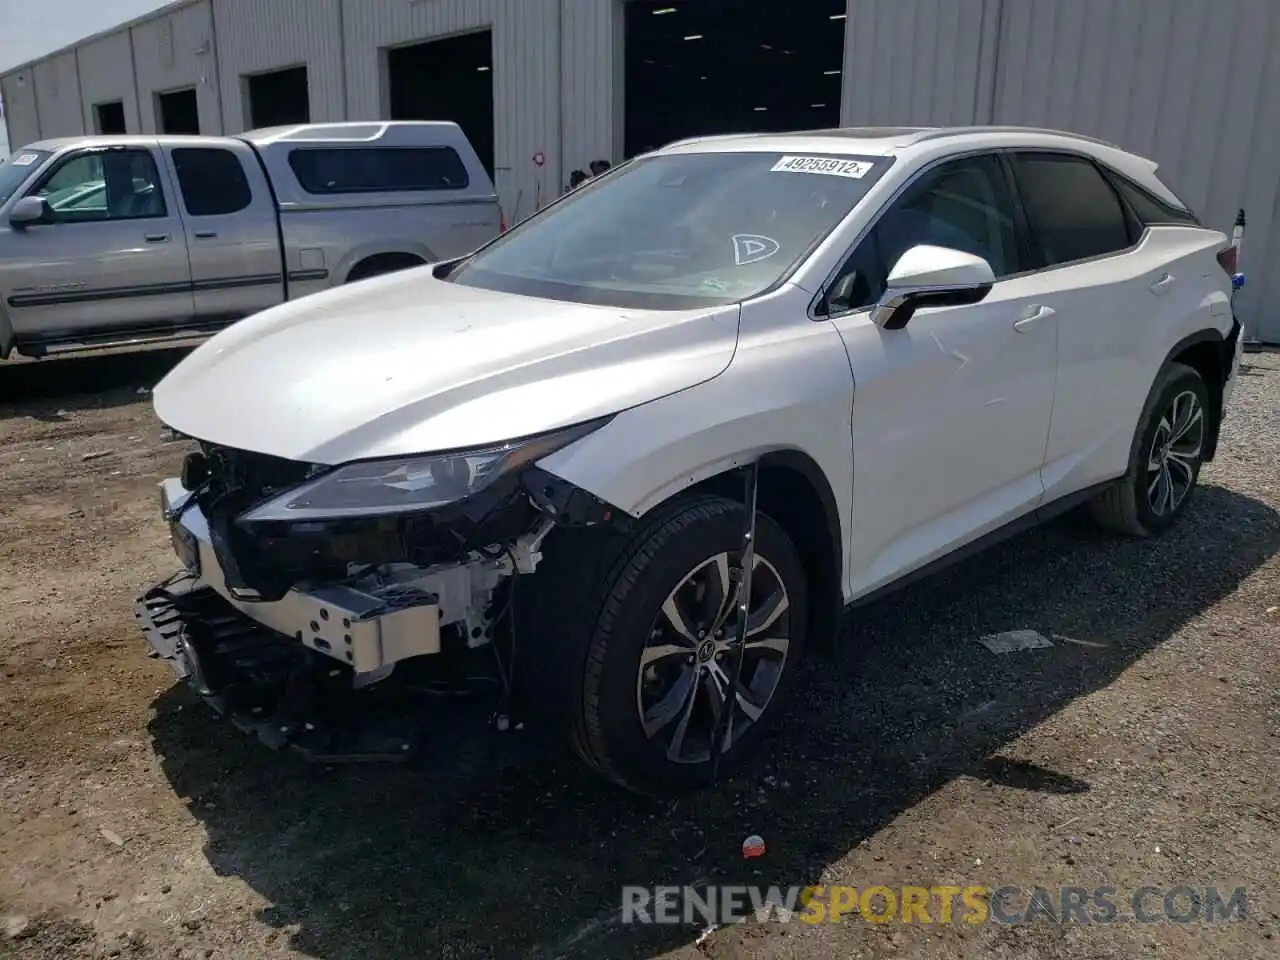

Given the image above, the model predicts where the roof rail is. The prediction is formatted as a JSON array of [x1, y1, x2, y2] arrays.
[[911, 125, 1125, 151]]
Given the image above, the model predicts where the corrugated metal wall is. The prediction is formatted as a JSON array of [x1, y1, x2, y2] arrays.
[[343, 0, 562, 225], [131, 1, 222, 134], [840, 0, 998, 128], [0, 71, 42, 148], [561, 0, 618, 178], [31, 53, 84, 138], [212, 0, 345, 129], [77, 31, 141, 134]]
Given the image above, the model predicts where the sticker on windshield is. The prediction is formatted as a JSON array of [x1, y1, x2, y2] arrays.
[[732, 234, 780, 266], [11, 153, 39, 167], [771, 155, 873, 179]]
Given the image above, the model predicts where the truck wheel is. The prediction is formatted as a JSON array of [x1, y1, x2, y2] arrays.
[[570, 495, 808, 794], [1090, 362, 1210, 536]]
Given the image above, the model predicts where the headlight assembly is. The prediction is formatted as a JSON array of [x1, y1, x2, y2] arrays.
[[239, 419, 609, 522]]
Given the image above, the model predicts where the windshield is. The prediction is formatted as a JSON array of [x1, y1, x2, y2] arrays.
[[0, 150, 50, 206], [449, 151, 890, 309]]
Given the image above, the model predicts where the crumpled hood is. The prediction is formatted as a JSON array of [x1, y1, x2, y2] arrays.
[[153, 268, 741, 464]]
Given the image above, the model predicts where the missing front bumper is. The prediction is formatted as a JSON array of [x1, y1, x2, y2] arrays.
[[136, 572, 550, 767], [161, 478, 443, 674]]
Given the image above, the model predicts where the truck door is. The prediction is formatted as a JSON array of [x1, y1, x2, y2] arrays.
[[164, 144, 284, 323], [2, 145, 194, 345]]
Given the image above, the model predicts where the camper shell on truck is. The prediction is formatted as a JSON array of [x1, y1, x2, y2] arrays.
[[0, 121, 500, 359]]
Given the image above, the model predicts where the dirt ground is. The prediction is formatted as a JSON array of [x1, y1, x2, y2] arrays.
[[1, 346, 1278, 960]]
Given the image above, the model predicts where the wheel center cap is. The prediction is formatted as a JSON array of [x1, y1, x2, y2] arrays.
[[697, 639, 717, 663]]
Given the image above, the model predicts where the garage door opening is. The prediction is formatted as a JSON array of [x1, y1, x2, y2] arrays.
[[94, 100, 127, 134], [386, 30, 494, 178], [624, 0, 847, 157], [246, 65, 310, 129], [157, 88, 199, 134]]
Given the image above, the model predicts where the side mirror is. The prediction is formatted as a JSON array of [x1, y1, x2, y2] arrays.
[[9, 196, 51, 228], [871, 244, 996, 331]]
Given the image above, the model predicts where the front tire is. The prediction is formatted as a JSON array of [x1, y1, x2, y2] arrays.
[[572, 495, 808, 795], [1090, 361, 1210, 536]]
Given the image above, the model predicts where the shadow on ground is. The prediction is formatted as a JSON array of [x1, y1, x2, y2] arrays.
[[147, 485, 1280, 960], [0, 346, 193, 416]]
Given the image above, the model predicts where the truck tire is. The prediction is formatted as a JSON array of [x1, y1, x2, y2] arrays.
[[541, 495, 808, 795], [1090, 362, 1210, 536]]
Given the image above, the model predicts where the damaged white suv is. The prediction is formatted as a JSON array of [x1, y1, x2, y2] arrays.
[[138, 126, 1243, 794]]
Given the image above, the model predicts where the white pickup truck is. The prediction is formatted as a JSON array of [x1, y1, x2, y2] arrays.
[[0, 121, 500, 359]]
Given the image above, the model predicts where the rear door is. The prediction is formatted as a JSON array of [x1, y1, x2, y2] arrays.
[[1007, 151, 1177, 500], [2, 145, 194, 344], [164, 144, 284, 322]]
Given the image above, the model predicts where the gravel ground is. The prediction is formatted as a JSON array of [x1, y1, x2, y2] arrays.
[[0, 347, 1277, 960]]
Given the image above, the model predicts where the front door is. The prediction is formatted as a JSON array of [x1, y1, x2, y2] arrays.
[[821, 153, 1059, 598], [1, 146, 194, 347]]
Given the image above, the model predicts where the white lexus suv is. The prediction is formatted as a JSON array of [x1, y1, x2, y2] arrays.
[[137, 126, 1243, 794]]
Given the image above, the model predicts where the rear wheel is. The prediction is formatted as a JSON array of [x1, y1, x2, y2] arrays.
[[1090, 362, 1209, 536], [570, 496, 808, 794]]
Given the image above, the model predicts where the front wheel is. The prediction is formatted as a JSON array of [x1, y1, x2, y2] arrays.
[[1090, 361, 1210, 536], [573, 496, 808, 794]]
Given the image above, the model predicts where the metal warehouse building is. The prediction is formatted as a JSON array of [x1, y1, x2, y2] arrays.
[[3, 0, 1278, 341]]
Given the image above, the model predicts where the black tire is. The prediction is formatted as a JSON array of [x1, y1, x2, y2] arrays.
[[1090, 361, 1210, 536], [541, 495, 808, 795]]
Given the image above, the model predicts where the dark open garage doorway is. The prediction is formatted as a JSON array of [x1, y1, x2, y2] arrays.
[[386, 29, 495, 178], [157, 88, 200, 134], [624, 0, 848, 157], [246, 65, 311, 129]]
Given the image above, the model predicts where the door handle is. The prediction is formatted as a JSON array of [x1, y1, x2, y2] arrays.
[[1149, 272, 1175, 293], [144, 233, 170, 243], [1013, 305, 1054, 332], [193, 230, 218, 239]]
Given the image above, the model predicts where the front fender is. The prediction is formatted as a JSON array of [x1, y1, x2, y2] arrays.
[[538, 302, 856, 596]]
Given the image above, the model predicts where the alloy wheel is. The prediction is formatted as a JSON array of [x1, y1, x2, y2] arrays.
[[1147, 389, 1204, 516], [634, 551, 791, 764]]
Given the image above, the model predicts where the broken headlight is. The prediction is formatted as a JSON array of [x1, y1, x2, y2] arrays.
[[238, 419, 609, 522]]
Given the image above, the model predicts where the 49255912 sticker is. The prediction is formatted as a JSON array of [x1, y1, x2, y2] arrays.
[[11, 153, 40, 167], [771, 155, 873, 179]]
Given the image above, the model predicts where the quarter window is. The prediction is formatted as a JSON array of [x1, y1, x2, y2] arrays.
[[288, 147, 470, 194], [1012, 153, 1132, 266], [172, 148, 252, 216], [823, 154, 1019, 315], [1107, 173, 1200, 227], [31, 149, 167, 222]]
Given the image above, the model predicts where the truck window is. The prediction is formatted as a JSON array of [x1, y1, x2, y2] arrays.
[[171, 148, 253, 216], [32, 150, 167, 222], [287, 147, 470, 195]]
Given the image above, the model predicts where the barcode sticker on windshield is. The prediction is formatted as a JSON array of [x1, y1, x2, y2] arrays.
[[11, 153, 39, 167], [771, 156, 873, 179]]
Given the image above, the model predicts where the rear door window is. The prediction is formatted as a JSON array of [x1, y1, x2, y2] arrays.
[[288, 147, 470, 194], [1011, 153, 1133, 267], [171, 148, 253, 215]]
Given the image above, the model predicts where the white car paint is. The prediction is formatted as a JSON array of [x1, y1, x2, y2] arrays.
[[154, 125, 1237, 607], [153, 265, 741, 463]]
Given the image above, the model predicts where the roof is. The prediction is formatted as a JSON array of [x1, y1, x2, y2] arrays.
[[657, 123, 1139, 164]]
